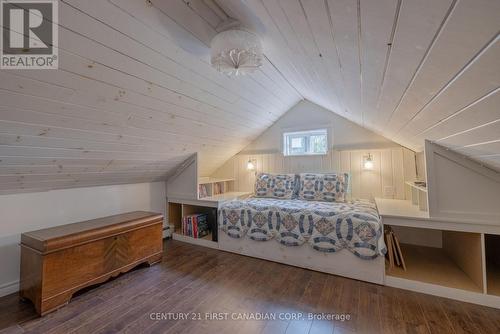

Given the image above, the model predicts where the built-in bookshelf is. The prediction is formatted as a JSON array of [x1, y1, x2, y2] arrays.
[[168, 202, 218, 249], [376, 197, 500, 308], [486, 234, 500, 297], [197, 177, 235, 200], [384, 226, 483, 293], [404, 181, 428, 211], [167, 191, 250, 248]]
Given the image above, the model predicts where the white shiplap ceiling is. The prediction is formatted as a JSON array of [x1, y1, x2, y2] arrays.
[[0, 0, 499, 194], [0, 0, 302, 194], [215, 0, 500, 169]]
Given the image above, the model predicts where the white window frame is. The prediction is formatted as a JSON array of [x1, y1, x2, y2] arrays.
[[283, 128, 328, 156]]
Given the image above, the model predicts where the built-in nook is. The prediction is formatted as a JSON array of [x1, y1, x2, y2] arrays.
[[385, 225, 483, 293], [197, 178, 236, 200], [486, 234, 500, 296], [168, 202, 218, 248]]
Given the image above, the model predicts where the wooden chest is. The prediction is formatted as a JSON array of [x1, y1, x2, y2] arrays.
[[20, 211, 164, 316]]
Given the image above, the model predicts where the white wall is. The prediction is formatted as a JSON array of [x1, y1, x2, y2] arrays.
[[416, 151, 427, 181], [425, 141, 500, 224], [244, 100, 397, 153], [211, 101, 417, 200], [0, 181, 166, 297]]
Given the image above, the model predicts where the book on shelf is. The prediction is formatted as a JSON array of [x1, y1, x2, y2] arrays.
[[181, 213, 209, 239], [213, 182, 225, 195], [198, 184, 209, 199], [384, 226, 406, 271]]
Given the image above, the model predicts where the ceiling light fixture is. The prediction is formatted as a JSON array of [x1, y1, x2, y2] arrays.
[[210, 28, 263, 76]]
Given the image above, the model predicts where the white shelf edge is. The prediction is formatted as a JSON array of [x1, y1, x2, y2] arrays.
[[385, 275, 500, 309], [200, 191, 251, 202], [375, 198, 429, 219], [198, 178, 235, 184], [167, 197, 219, 208], [172, 232, 219, 250], [405, 181, 428, 193]]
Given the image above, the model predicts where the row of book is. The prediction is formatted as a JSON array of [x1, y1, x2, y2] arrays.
[[213, 182, 225, 195], [385, 226, 406, 271], [198, 184, 209, 199], [198, 182, 227, 199], [181, 213, 210, 239]]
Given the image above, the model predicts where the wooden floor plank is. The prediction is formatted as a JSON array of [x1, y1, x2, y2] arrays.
[[0, 239, 498, 334], [416, 294, 456, 334], [330, 276, 360, 332], [356, 283, 382, 334], [309, 319, 334, 334], [441, 299, 486, 334], [460, 302, 499, 334], [92, 253, 229, 333], [43, 245, 209, 334], [147, 255, 262, 334]]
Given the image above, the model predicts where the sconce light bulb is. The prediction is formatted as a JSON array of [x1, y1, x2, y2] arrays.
[[364, 160, 374, 170], [363, 154, 374, 170], [247, 160, 255, 171]]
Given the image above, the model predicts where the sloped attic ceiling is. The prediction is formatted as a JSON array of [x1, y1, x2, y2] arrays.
[[0, 0, 302, 194], [0, 0, 499, 195], [216, 0, 500, 170]]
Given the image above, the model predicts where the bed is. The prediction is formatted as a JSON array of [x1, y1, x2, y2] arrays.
[[218, 173, 386, 284]]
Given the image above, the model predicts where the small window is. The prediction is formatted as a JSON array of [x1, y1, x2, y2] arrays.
[[283, 129, 328, 156]]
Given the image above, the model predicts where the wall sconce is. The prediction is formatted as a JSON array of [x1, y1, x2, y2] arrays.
[[247, 159, 256, 171], [363, 154, 374, 170]]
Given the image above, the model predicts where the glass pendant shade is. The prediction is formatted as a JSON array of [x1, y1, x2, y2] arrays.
[[210, 29, 263, 76]]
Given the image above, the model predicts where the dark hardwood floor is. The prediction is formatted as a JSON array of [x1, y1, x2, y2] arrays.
[[1, 239, 499, 334]]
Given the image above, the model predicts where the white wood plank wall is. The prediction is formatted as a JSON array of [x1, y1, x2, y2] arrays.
[[211, 147, 416, 201]]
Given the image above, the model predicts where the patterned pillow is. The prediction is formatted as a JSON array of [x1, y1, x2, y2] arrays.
[[298, 173, 349, 202], [254, 173, 296, 199]]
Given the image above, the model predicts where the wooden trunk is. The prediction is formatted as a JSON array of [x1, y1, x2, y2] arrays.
[[19, 211, 164, 316]]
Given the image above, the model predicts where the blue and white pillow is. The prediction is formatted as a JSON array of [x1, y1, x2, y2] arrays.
[[254, 173, 296, 199], [298, 173, 349, 202]]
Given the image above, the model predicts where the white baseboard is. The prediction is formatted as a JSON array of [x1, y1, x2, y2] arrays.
[[162, 226, 172, 239], [172, 233, 218, 249], [386, 276, 500, 309], [0, 280, 19, 297]]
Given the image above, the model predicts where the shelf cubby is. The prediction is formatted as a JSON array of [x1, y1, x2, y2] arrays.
[[385, 226, 483, 293], [168, 202, 218, 243], [404, 181, 428, 212], [168, 202, 182, 229], [198, 177, 235, 199], [486, 234, 500, 296]]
